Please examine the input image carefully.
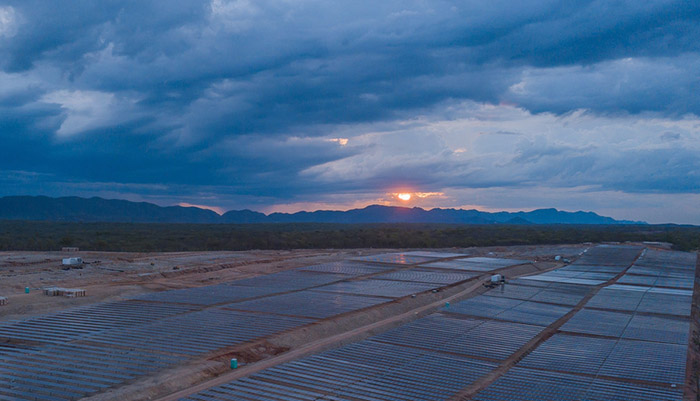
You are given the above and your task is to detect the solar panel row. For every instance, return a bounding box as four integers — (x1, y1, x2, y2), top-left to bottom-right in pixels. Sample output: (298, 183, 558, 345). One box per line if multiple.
(447, 295, 572, 327)
(422, 257, 530, 272)
(183, 340, 497, 401)
(0, 246, 691, 401)
(225, 291, 388, 319)
(0, 342, 182, 400)
(373, 314, 543, 361)
(0, 251, 479, 400)
(484, 281, 590, 306)
(472, 367, 684, 401)
(182, 246, 692, 401)
(297, 261, 393, 276)
(474, 246, 693, 400)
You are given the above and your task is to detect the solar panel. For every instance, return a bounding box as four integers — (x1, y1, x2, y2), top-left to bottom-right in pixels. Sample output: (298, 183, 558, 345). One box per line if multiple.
(372, 269, 478, 285)
(598, 340, 687, 385)
(225, 290, 389, 318)
(654, 277, 694, 289)
(297, 261, 392, 276)
(188, 376, 323, 400)
(586, 288, 645, 311)
(0, 342, 181, 400)
(401, 251, 467, 258)
(313, 279, 437, 298)
(519, 334, 617, 375)
(373, 314, 542, 361)
(187, 340, 496, 401)
(436, 320, 543, 361)
(560, 308, 632, 337)
(372, 314, 484, 351)
(647, 287, 693, 296)
(520, 274, 606, 286)
(422, 257, 530, 272)
(636, 292, 692, 316)
(505, 278, 553, 288)
(483, 284, 541, 301)
(494, 301, 571, 326)
(558, 264, 626, 274)
(133, 284, 282, 305)
(330, 352, 495, 400)
(351, 253, 436, 265)
(584, 378, 683, 400)
(0, 301, 196, 345)
(621, 315, 690, 345)
(445, 296, 525, 319)
(473, 367, 593, 401)
(627, 266, 693, 279)
(617, 274, 658, 286)
(483, 281, 591, 306)
(528, 288, 587, 306)
(86, 309, 312, 356)
(0, 245, 691, 401)
(634, 249, 697, 270)
(226, 270, 348, 291)
(571, 245, 642, 267)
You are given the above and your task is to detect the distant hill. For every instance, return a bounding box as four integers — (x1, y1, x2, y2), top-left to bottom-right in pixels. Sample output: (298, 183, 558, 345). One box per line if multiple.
(0, 196, 221, 223)
(0, 196, 645, 224)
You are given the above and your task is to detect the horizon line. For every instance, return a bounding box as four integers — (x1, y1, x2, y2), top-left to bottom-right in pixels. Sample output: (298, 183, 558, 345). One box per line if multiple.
(0, 194, 643, 222)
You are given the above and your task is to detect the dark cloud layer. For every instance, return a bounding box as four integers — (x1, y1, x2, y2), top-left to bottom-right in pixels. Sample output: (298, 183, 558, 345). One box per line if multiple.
(0, 1, 699, 221)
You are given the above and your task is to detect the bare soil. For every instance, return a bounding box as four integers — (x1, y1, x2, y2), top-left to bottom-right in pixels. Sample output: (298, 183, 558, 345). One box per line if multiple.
(0, 244, 583, 321)
(0, 244, 587, 400)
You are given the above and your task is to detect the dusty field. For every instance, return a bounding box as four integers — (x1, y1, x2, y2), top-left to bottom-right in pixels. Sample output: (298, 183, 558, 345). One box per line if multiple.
(1, 243, 619, 401)
(0, 244, 585, 322)
(0, 249, 349, 321)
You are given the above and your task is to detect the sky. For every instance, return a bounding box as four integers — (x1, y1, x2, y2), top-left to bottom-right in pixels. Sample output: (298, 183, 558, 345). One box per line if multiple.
(1, 1, 699, 224)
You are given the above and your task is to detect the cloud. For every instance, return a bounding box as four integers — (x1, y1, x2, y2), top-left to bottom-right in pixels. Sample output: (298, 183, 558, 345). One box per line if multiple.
(0, 1, 700, 223)
(504, 56, 700, 115)
(660, 132, 681, 141)
(40, 89, 140, 136)
(0, 6, 20, 38)
(301, 102, 700, 197)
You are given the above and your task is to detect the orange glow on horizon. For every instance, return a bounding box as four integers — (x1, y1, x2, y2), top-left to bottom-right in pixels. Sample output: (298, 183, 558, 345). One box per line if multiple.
(397, 193, 412, 201)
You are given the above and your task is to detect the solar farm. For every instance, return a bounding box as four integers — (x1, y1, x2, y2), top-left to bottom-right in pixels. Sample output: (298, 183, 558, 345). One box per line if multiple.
(0, 245, 697, 400)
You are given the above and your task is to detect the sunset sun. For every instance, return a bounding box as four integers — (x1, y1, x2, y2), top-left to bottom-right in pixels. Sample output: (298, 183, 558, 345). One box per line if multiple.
(397, 193, 412, 201)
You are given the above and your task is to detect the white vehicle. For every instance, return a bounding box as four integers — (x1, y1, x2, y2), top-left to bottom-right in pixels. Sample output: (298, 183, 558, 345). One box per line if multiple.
(62, 257, 83, 266)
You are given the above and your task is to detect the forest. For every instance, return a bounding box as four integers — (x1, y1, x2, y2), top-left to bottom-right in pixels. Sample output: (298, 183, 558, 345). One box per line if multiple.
(1, 220, 698, 252)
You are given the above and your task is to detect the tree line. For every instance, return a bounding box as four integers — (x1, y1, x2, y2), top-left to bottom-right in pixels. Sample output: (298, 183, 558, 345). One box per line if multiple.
(0, 220, 698, 252)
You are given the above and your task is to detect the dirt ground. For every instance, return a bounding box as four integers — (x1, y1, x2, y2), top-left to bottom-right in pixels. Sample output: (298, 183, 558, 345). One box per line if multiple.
(0, 243, 585, 401)
(4, 242, 689, 401)
(0, 244, 586, 322)
(0, 249, 350, 321)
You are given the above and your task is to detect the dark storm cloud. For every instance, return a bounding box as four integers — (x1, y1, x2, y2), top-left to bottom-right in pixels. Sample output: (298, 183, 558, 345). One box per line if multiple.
(6, 1, 699, 123)
(1, 1, 210, 72)
(0, 0, 699, 212)
(508, 138, 700, 193)
(504, 56, 700, 116)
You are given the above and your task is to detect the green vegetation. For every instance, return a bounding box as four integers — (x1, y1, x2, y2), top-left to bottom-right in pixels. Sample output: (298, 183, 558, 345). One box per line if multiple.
(0, 220, 699, 252)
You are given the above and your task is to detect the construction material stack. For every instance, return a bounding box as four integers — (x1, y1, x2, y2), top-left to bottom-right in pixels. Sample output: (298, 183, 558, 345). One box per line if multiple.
(43, 287, 86, 297)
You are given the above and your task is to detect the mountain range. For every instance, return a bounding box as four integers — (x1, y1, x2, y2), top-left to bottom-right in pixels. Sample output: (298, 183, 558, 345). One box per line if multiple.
(0, 196, 644, 225)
